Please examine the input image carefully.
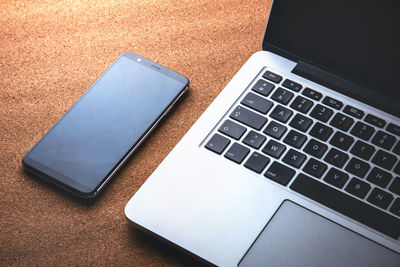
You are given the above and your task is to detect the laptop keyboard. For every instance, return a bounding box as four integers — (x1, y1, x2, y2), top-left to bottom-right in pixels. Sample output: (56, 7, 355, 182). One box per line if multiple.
(204, 69, 400, 239)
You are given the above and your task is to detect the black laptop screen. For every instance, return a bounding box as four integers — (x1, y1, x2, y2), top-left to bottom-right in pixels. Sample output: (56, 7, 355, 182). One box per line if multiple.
(263, 0, 400, 112)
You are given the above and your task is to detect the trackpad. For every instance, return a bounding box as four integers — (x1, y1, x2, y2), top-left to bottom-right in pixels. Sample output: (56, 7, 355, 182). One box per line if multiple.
(239, 201, 400, 267)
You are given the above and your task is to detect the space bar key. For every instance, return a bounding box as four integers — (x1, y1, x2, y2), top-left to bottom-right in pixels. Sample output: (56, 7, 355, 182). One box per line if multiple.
(290, 173, 400, 239)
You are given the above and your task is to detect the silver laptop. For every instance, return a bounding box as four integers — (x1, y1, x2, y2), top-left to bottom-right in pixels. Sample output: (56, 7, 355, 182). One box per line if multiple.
(125, 1, 400, 266)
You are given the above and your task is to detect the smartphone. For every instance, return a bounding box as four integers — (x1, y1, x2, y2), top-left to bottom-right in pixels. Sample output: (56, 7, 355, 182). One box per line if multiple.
(22, 52, 189, 198)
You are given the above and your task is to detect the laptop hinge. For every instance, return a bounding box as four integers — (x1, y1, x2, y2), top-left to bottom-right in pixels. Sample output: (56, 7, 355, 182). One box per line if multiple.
(292, 60, 358, 96)
(292, 60, 400, 117)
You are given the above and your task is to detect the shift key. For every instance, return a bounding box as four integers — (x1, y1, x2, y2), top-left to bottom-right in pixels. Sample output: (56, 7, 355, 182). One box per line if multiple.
(230, 106, 267, 130)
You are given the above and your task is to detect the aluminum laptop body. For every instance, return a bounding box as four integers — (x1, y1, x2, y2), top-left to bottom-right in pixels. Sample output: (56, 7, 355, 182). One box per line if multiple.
(125, 1, 400, 266)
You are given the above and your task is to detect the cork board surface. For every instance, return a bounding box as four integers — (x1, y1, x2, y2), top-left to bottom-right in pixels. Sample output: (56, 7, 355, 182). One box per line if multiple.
(0, 0, 271, 265)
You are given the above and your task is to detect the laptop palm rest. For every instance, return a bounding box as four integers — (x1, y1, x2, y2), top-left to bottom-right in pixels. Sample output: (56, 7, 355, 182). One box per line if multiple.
(239, 200, 400, 267)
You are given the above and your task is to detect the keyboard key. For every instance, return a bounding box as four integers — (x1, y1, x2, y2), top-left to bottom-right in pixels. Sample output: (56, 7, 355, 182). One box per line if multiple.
(244, 152, 270, 174)
(242, 130, 266, 149)
(345, 158, 370, 178)
(367, 188, 393, 209)
(394, 162, 400, 175)
(364, 114, 386, 128)
(371, 130, 396, 150)
(389, 177, 400, 195)
(324, 148, 349, 168)
(262, 139, 286, 158)
(224, 143, 250, 164)
(205, 134, 230, 154)
(290, 96, 313, 114)
(252, 79, 274, 97)
(367, 167, 393, 188)
(264, 161, 295, 186)
(269, 105, 293, 123)
(230, 106, 267, 130)
(387, 123, 400, 137)
(303, 139, 328, 158)
(302, 87, 322, 101)
(330, 113, 354, 131)
(350, 122, 375, 141)
(372, 150, 397, 170)
(309, 122, 333, 141)
(218, 120, 246, 140)
(271, 87, 294, 105)
(241, 92, 273, 114)
(310, 104, 333, 122)
(263, 70, 282, 83)
(283, 149, 307, 168)
(291, 174, 400, 239)
(322, 96, 343, 110)
(350, 140, 375, 160)
(263, 121, 287, 139)
(303, 158, 327, 178)
(390, 198, 400, 217)
(289, 114, 313, 132)
(393, 141, 400, 156)
(282, 79, 302, 92)
(329, 131, 354, 151)
(284, 130, 307, 149)
(343, 105, 364, 119)
(345, 177, 371, 198)
(324, 168, 349, 189)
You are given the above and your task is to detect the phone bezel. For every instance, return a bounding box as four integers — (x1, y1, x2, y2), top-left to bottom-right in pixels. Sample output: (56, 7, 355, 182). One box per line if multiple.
(22, 52, 189, 198)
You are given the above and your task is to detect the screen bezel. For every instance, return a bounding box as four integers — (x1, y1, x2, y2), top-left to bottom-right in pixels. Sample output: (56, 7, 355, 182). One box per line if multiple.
(262, 0, 400, 117)
(22, 52, 189, 198)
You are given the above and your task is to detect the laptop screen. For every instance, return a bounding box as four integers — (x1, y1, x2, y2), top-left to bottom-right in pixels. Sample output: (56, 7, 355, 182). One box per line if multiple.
(263, 0, 400, 116)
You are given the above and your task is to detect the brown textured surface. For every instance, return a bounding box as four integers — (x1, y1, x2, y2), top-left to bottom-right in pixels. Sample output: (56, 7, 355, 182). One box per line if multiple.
(0, 0, 271, 265)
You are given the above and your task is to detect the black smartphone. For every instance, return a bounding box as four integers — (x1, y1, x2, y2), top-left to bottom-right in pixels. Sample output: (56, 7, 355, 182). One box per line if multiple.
(22, 52, 189, 198)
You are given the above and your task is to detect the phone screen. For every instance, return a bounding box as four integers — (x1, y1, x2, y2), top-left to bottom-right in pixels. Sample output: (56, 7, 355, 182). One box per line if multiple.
(23, 53, 188, 196)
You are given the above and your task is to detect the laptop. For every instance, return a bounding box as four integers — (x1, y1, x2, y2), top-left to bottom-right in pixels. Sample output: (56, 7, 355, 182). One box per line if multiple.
(125, 0, 400, 266)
